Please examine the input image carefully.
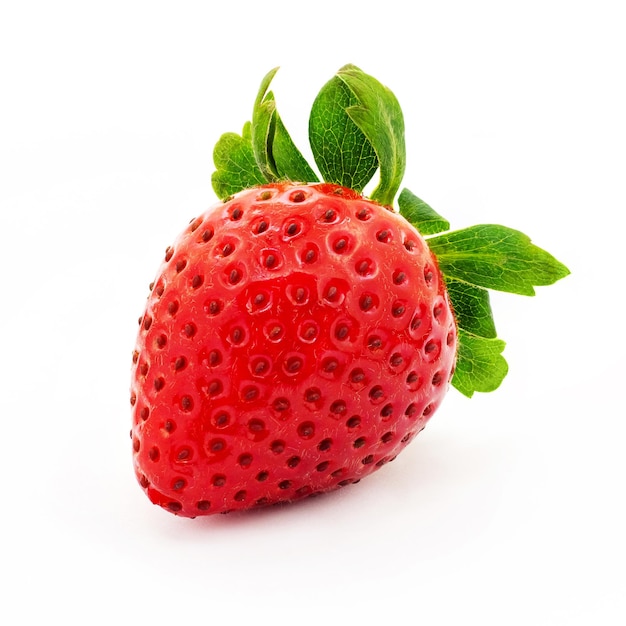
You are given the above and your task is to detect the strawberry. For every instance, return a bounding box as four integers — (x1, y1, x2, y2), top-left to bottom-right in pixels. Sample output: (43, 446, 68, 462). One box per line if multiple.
(131, 65, 569, 517)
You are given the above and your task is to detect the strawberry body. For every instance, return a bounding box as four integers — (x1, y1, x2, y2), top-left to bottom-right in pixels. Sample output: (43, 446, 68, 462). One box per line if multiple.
(131, 182, 457, 516)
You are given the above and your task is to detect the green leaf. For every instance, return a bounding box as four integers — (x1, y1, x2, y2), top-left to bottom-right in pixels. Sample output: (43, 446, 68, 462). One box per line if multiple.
(335, 64, 406, 206)
(252, 67, 318, 184)
(446, 279, 497, 339)
(452, 330, 508, 398)
(309, 75, 378, 193)
(273, 116, 319, 182)
(427, 224, 571, 296)
(251, 68, 280, 180)
(211, 122, 268, 200)
(398, 187, 450, 235)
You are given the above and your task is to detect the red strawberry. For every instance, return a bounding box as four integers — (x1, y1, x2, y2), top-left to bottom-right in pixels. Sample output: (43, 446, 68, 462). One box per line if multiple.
(131, 182, 456, 516)
(131, 65, 569, 517)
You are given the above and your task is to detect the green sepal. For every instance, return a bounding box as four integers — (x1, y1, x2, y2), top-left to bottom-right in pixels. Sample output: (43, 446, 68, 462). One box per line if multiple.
(211, 122, 267, 200)
(273, 115, 319, 183)
(252, 67, 318, 183)
(452, 329, 508, 398)
(309, 74, 378, 193)
(427, 224, 571, 296)
(398, 187, 450, 235)
(445, 277, 504, 397)
(251, 68, 280, 180)
(445, 279, 497, 339)
(334, 64, 406, 206)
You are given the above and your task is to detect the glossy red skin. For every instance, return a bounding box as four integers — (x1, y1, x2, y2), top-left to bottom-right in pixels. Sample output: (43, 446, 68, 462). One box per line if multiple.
(131, 183, 457, 517)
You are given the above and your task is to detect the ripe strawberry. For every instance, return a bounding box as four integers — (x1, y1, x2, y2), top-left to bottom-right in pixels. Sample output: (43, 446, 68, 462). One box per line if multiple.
(131, 65, 569, 517)
(131, 182, 456, 516)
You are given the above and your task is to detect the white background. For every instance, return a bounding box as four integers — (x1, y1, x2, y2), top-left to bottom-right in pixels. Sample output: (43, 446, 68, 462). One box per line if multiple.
(1, 1, 624, 624)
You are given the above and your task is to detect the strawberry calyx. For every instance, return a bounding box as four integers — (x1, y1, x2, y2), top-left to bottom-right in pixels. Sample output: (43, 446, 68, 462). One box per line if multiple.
(210, 65, 570, 397)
